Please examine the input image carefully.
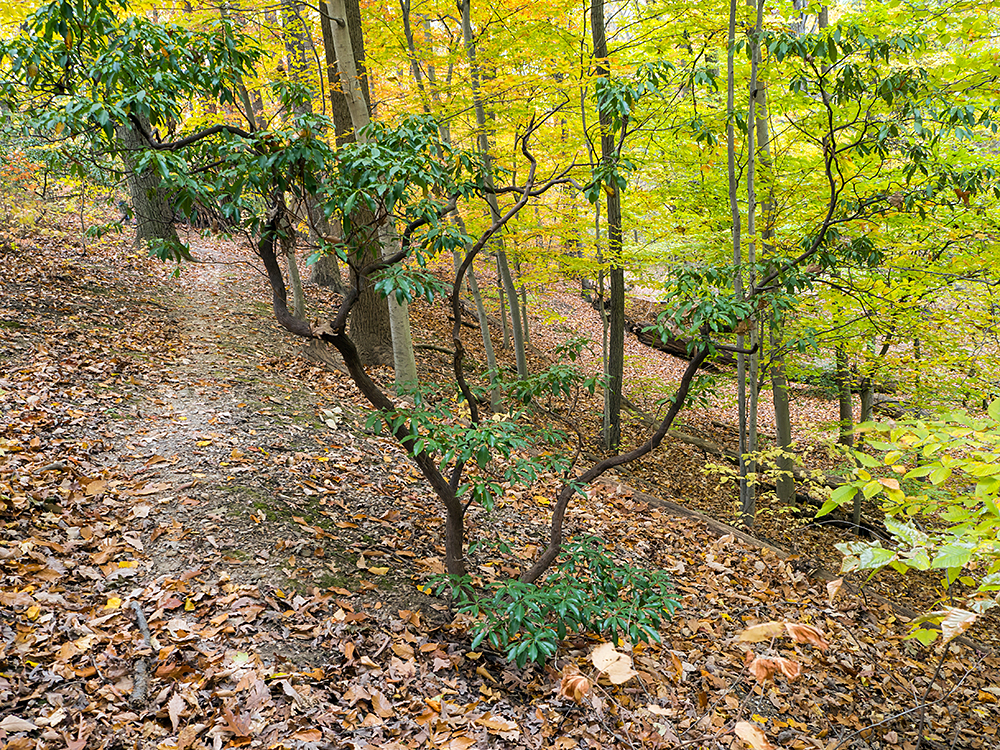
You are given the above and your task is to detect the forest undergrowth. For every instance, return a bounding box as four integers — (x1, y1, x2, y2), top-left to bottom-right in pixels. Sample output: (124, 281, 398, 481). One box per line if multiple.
(1, 209, 999, 750)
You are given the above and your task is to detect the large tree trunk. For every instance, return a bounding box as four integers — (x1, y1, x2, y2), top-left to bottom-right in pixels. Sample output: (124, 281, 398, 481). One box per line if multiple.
(117, 117, 179, 252)
(591, 0, 625, 451)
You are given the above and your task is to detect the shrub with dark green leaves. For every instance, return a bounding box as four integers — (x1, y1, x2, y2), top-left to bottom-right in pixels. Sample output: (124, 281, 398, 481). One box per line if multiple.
(438, 535, 680, 667)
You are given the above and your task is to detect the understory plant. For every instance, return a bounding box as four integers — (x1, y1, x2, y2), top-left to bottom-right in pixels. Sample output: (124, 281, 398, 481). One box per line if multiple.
(438, 535, 680, 667)
(820, 402, 1000, 644)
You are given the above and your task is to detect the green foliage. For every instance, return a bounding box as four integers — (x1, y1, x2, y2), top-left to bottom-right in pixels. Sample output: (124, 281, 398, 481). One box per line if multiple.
(439, 535, 680, 667)
(820, 403, 1000, 642)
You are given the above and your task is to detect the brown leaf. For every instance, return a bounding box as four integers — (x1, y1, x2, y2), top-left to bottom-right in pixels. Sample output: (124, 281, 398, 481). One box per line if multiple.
(558, 674, 591, 704)
(370, 689, 395, 718)
(734, 721, 774, 750)
(940, 607, 977, 644)
(746, 652, 801, 683)
(0, 716, 37, 732)
(591, 642, 638, 685)
(784, 622, 829, 651)
(222, 703, 251, 738)
(176, 724, 205, 750)
(826, 577, 844, 607)
(167, 691, 185, 733)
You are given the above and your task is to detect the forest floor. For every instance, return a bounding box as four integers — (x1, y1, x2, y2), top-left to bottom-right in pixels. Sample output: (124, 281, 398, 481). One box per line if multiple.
(1, 206, 999, 750)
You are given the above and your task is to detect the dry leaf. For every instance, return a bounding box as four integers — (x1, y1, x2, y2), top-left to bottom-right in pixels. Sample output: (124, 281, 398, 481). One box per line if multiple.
(735, 720, 774, 750)
(784, 622, 830, 651)
(746, 652, 801, 683)
(591, 642, 639, 685)
(940, 608, 977, 644)
(826, 577, 843, 606)
(370, 689, 395, 718)
(167, 691, 185, 733)
(558, 674, 591, 704)
(737, 621, 785, 643)
(0, 716, 37, 732)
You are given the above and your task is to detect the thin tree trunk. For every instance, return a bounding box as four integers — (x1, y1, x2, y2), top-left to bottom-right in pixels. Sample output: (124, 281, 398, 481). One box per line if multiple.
(741, 0, 766, 524)
(591, 0, 625, 450)
(497, 258, 511, 349)
(459, 0, 527, 379)
(325, 0, 411, 376)
(727, 0, 749, 519)
(287, 246, 306, 319)
(453, 214, 499, 407)
(836, 347, 854, 446)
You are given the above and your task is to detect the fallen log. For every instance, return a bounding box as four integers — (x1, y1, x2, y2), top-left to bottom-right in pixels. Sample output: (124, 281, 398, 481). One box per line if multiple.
(582, 292, 735, 369)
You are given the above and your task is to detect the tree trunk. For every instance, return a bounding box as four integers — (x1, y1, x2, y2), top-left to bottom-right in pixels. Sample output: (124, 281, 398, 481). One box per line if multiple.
(306, 201, 345, 292)
(591, 0, 625, 451)
(459, 0, 527, 379)
(287, 246, 306, 319)
(770, 326, 795, 504)
(324, 0, 409, 374)
(117, 117, 179, 253)
(836, 347, 854, 446)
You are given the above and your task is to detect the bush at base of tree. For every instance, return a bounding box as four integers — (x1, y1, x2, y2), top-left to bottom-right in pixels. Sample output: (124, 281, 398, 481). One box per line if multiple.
(436, 535, 680, 667)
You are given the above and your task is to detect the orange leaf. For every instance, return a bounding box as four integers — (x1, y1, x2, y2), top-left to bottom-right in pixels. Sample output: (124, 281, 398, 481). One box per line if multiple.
(784, 622, 829, 651)
(558, 674, 591, 704)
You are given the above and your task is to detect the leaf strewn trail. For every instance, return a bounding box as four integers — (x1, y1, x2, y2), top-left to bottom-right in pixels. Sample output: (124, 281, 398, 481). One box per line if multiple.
(2, 220, 998, 750)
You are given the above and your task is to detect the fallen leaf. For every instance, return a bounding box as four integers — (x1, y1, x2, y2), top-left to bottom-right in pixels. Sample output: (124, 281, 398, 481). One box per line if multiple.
(735, 720, 774, 750)
(591, 642, 639, 685)
(826, 577, 843, 606)
(558, 674, 591, 704)
(167, 691, 185, 732)
(0, 716, 37, 732)
(370, 689, 395, 718)
(738, 621, 785, 643)
(784, 622, 829, 651)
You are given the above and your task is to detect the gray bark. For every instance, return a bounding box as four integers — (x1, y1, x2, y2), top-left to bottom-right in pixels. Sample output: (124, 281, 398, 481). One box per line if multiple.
(328, 0, 415, 383)
(836, 347, 854, 446)
(459, 0, 527, 379)
(117, 117, 179, 253)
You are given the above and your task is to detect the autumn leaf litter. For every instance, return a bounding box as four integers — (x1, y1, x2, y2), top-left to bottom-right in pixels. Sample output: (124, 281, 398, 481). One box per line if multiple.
(1, 218, 998, 750)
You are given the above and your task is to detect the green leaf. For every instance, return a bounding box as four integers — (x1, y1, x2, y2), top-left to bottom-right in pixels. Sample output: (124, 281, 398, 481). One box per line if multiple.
(931, 544, 973, 569)
(857, 545, 896, 569)
(930, 466, 952, 485)
(862, 480, 884, 500)
(987, 398, 1000, 422)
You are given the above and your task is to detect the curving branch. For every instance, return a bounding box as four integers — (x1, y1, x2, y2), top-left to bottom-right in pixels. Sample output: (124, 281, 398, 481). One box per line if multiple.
(519, 343, 712, 583)
(128, 114, 255, 151)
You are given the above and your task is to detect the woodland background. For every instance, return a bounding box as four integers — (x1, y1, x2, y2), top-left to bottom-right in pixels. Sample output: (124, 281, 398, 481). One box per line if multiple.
(1, 0, 1000, 748)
